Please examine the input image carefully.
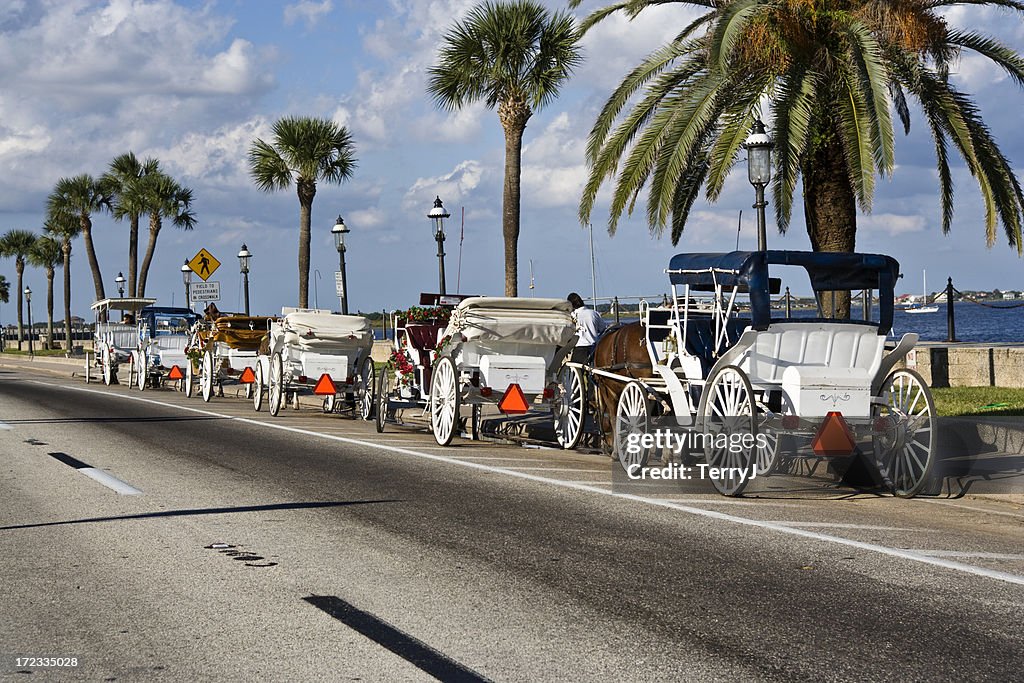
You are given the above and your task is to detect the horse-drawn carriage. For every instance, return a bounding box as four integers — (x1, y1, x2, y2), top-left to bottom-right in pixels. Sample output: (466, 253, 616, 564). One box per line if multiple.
(87, 299, 201, 390)
(376, 295, 579, 446)
(183, 315, 276, 401)
(567, 250, 935, 498)
(251, 309, 375, 418)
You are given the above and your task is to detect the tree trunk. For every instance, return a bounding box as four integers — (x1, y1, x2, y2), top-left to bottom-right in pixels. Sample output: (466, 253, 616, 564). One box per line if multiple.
(62, 241, 72, 355)
(499, 99, 531, 297)
(15, 260, 24, 345)
(802, 134, 857, 318)
(45, 266, 54, 350)
(296, 180, 316, 309)
(80, 214, 105, 303)
(129, 214, 139, 297)
(137, 215, 161, 298)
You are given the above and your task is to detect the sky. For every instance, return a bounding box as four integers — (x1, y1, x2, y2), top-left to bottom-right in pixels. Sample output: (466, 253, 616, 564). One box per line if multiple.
(2, 0, 1024, 323)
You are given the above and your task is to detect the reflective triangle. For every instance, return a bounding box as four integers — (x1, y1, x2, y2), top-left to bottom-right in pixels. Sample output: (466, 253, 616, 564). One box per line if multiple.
(812, 411, 857, 456)
(498, 383, 530, 414)
(168, 365, 184, 380)
(313, 373, 337, 395)
(239, 367, 256, 384)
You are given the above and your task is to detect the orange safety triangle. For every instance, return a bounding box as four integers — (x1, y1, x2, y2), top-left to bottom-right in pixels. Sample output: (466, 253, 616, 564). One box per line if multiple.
(239, 367, 256, 384)
(498, 383, 530, 414)
(313, 373, 338, 396)
(168, 365, 184, 380)
(811, 411, 857, 457)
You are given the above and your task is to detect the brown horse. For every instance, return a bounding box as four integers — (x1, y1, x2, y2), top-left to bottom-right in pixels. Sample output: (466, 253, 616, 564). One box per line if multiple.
(591, 322, 653, 453)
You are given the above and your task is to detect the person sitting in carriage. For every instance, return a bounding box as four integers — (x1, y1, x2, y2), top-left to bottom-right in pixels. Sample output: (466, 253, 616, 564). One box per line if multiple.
(567, 292, 608, 363)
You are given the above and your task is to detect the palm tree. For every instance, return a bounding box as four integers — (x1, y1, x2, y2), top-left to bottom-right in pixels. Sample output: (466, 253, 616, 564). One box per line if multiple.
(428, 0, 582, 296)
(248, 116, 357, 308)
(28, 236, 62, 350)
(0, 275, 8, 304)
(102, 152, 160, 296)
(0, 229, 38, 347)
(45, 212, 81, 356)
(137, 171, 197, 297)
(47, 175, 110, 305)
(573, 0, 1024, 315)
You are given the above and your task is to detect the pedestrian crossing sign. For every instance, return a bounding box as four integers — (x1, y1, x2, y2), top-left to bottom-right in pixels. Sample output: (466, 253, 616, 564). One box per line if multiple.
(188, 248, 220, 281)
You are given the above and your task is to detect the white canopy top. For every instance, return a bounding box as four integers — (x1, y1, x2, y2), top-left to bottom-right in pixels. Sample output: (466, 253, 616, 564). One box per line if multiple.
(284, 311, 372, 336)
(90, 297, 157, 312)
(455, 297, 573, 313)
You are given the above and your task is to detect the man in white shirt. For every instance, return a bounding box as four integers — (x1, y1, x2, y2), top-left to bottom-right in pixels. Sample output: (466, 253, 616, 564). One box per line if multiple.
(568, 292, 608, 363)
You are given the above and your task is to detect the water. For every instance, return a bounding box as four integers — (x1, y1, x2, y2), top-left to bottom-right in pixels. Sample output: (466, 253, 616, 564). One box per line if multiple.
(890, 301, 1024, 343)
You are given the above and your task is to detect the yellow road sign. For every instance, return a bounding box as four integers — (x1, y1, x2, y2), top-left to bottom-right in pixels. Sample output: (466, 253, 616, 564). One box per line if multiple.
(188, 248, 220, 281)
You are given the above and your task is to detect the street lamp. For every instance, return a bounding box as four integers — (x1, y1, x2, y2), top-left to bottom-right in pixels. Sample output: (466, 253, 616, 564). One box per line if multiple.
(331, 215, 350, 314)
(428, 196, 450, 295)
(238, 243, 251, 316)
(181, 260, 192, 310)
(745, 119, 773, 251)
(115, 271, 125, 298)
(24, 285, 33, 357)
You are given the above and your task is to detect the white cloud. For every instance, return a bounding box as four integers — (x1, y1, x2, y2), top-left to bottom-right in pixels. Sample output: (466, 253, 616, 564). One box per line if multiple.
(283, 1, 333, 29)
(859, 213, 927, 236)
(405, 160, 486, 209)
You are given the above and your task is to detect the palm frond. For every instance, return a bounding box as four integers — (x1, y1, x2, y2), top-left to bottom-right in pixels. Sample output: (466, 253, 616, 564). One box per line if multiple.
(947, 30, 1024, 87)
(771, 67, 819, 231)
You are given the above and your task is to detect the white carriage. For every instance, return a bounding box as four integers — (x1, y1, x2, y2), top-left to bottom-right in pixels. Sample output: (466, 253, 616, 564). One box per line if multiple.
(86, 298, 154, 386)
(376, 296, 578, 445)
(252, 309, 375, 418)
(130, 306, 200, 390)
(182, 315, 276, 401)
(570, 250, 936, 498)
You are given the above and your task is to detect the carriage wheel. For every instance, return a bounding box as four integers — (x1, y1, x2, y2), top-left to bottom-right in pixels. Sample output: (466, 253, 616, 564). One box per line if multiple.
(431, 357, 459, 446)
(127, 354, 136, 389)
(252, 360, 264, 411)
(699, 365, 757, 497)
(375, 366, 392, 433)
(102, 350, 113, 386)
(200, 349, 215, 402)
(322, 394, 336, 414)
(614, 381, 652, 472)
(184, 359, 195, 398)
(555, 365, 586, 450)
(137, 354, 147, 391)
(470, 404, 482, 441)
(268, 352, 284, 417)
(872, 368, 936, 498)
(291, 391, 300, 410)
(358, 357, 375, 421)
(85, 354, 92, 384)
(755, 421, 778, 475)
(244, 380, 254, 400)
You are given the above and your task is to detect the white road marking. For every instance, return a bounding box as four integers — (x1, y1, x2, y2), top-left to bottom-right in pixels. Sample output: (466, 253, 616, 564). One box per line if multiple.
(79, 468, 143, 495)
(771, 522, 923, 531)
(0, 421, 11, 430)
(911, 550, 1024, 560)
(504, 467, 609, 472)
(450, 456, 549, 461)
(26, 379, 1024, 587)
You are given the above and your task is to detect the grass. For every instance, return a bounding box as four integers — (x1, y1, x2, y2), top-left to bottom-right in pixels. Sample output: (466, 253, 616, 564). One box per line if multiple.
(1, 347, 73, 357)
(931, 386, 1024, 417)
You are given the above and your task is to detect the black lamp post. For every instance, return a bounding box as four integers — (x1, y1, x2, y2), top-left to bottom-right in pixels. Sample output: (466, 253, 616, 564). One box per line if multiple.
(181, 260, 192, 310)
(115, 271, 125, 298)
(428, 196, 450, 295)
(24, 285, 33, 357)
(332, 215, 350, 314)
(745, 119, 773, 251)
(238, 244, 251, 316)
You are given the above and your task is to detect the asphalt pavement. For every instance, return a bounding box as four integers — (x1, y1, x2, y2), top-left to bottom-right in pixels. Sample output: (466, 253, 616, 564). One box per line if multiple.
(1, 362, 1023, 681)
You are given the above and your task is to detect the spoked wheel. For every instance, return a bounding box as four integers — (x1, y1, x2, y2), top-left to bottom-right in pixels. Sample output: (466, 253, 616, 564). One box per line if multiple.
(358, 358, 375, 421)
(755, 413, 779, 476)
(322, 394, 336, 414)
(698, 365, 757, 497)
(200, 349, 215, 402)
(137, 353, 147, 391)
(872, 368, 936, 498)
(244, 378, 254, 400)
(127, 354, 136, 389)
(555, 364, 586, 450)
(184, 359, 196, 398)
(614, 381, 652, 473)
(253, 360, 265, 411)
(102, 350, 113, 386)
(430, 356, 459, 446)
(268, 353, 284, 417)
(375, 366, 392, 433)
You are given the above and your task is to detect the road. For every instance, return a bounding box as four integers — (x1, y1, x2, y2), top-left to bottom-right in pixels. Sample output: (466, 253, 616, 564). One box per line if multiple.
(2, 361, 1023, 681)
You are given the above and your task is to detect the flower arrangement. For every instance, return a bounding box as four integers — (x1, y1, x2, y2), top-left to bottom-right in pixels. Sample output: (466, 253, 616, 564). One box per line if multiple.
(388, 349, 416, 386)
(396, 306, 451, 325)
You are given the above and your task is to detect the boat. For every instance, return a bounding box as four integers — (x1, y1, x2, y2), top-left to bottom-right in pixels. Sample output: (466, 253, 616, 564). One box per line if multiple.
(904, 270, 939, 313)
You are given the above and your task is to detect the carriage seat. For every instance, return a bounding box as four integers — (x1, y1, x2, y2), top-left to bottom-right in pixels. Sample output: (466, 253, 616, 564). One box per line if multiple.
(682, 315, 749, 371)
(404, 323, 447, 367)
(741, 321, 887, 386)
